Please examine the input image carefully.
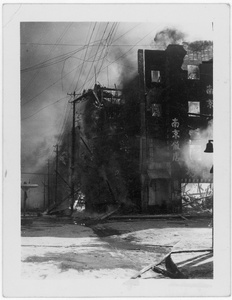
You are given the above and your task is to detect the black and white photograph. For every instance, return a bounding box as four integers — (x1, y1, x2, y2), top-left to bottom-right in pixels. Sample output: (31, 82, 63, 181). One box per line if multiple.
(2, 2, 231, 297)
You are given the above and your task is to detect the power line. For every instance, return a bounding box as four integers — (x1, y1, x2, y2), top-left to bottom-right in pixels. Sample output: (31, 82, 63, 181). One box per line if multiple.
(21, 23, 51, 95)
(111, 23, 142, 44)
(21, 61, 83, 107)
(21, 23, 73, 97)
(92, 23, 141, 84)
(21, 47, 84, 73)
(55, 24, 112, 154)
(21, 24, 149, 107)
(22, 24, 160, 162)
(75, 23, 144, 93)
(73, 22, 97, 91)
(57, 24, 97, 147)
(57, 100, 72, 146)
(68, 23, 94, 92)
(21, 43, 154, 47)
(58, 109, 72, 146)
(79, 23, 109, 92)
(56, 24, 99, 158)
(84, 24, 162, 89)
(56, 25, 99, 148)
(21, 39, 110, 107)
(104, 23, 119, 87)
(23, 23, 74, 164)
(21, 96, 68, 121)
(94, 23, 118, 84)
(86, 22, 118, 90)
(21, 40, 105, 74)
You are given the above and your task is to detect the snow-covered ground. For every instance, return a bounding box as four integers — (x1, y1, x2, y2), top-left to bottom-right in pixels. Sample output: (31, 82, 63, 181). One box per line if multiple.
(21, 217, 213, 279)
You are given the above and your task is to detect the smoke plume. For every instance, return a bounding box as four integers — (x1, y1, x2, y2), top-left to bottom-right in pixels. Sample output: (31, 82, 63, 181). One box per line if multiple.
(181, 121, 213, 179)
(152, 28, 186, 50)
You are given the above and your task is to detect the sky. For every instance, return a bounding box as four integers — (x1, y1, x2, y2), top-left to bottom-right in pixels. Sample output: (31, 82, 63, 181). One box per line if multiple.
(9, 3, 215, 173)
(20, 20, 214, 173)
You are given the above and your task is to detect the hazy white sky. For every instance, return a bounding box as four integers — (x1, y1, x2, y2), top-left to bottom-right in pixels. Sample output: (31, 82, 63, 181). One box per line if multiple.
(3, 4, 219, 172)
(20, 18, 214, 172)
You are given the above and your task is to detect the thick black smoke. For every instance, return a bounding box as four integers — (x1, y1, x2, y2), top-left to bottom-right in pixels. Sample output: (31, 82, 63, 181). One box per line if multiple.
(153, 28, 186, 49)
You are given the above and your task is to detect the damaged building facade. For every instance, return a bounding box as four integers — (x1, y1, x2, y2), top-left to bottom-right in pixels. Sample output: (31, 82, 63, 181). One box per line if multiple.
(43, 43, 213, 216)
(138, 44, 213, 214)
(72, 83, 141, 213)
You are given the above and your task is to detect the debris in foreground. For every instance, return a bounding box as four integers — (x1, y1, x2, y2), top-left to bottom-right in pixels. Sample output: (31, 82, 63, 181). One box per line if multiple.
(131, 248, 213, 279)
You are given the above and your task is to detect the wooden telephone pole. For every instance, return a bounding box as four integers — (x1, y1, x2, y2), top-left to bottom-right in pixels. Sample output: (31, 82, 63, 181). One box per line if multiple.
(47, 159, 50, 207)
(42, 175, 47, 210)
(138, 49, 147, 212)
(68, 92, 77, 213)
(54, 144, 59, 203)
(71, 100, 76, 212)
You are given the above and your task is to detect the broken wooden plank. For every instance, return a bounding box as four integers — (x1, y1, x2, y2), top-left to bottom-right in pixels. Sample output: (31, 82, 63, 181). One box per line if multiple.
(110, 214, 187, 220)
(131, 241, 180, 279)
(131, 244, 212, 279)
(165, 254, 187, 278)
(98, 205, 121, 221)
(152, 264, 186, 279)
(178, 214, 188, 221)
(151, 265, 177, 279)
(172, 249, 213, 254)
(131, 251, 173, 279)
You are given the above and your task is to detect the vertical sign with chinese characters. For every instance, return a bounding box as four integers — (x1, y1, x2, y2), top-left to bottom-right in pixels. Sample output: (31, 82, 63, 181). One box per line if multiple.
(205, 85, 213, 115)
(171, 118, 180, 162)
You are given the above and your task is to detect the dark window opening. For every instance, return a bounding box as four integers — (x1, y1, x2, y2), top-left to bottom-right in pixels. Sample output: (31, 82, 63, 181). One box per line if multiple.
(187, 65, 200, 80)
(151, 70, 161, 83)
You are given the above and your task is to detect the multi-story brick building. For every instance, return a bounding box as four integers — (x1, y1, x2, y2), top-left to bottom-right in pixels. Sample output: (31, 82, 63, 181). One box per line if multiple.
(138, 44, 213, 213)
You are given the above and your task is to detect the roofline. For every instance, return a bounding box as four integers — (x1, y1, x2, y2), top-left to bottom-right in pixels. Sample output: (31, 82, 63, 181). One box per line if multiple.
(73, 90, 93, 102)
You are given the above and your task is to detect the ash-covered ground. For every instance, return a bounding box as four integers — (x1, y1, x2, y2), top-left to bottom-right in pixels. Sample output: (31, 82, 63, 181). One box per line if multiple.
(21, 216, 213, 279)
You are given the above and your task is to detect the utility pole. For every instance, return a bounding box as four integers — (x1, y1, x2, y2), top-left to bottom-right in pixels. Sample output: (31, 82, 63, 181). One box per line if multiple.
(42, 175, 46, 211)
(68, 92, 78, 213)
(54, 144, 59, 203)
(138, 49, 147, 212)
(71, 99, 76, 213)
(47, 159, 50, 208)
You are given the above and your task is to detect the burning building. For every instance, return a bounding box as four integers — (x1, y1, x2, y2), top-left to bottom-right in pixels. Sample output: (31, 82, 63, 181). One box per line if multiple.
(72, 83, 141, 213)
(138, 44, 213, 214)
(48, 43, 213, 216)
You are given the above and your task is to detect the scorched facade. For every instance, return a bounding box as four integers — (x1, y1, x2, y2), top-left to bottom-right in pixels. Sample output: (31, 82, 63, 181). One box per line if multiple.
(138, 44, 213, 214)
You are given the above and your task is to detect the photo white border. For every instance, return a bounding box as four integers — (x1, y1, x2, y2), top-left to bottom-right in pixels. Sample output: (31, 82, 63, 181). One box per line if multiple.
(2, 2, 231, 297)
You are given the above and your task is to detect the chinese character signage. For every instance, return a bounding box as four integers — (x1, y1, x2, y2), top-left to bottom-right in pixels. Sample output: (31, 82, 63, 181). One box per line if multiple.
(171, 118, 180, 162)
(206, 99, 213, 109)
(204, 86, 213, 114)
(206, 85, 213, 95)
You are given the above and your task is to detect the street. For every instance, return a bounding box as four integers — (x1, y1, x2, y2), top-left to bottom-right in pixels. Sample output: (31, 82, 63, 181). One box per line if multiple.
(21, 216, 213, 279)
